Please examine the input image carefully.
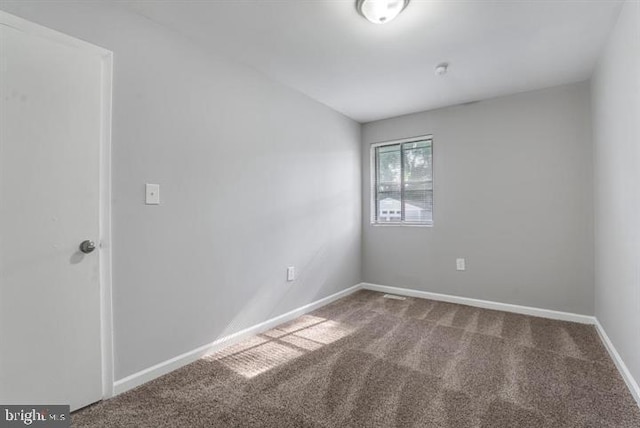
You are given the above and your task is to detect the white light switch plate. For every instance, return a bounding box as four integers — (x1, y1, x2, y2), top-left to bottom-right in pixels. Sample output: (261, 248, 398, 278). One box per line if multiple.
(456, 258, 466, 271)
(287, 266, 295, 281)
(145, 183, 160, 205)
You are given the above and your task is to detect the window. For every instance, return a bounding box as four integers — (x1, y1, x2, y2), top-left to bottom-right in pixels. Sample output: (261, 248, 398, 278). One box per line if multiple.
(371, 136, 433, 225)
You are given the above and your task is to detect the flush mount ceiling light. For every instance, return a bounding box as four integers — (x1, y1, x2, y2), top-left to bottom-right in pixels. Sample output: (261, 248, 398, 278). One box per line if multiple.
(356, 0, 410, 25)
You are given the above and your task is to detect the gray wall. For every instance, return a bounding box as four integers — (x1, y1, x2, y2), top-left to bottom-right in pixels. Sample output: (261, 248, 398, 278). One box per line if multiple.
(362, 82, 594, 315)
(0, 1, 361, 380)
(592, 0, 640, 387)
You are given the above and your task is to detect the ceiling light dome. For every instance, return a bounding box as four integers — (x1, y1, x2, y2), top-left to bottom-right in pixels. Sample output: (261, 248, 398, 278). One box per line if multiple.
(356, 0, 410, 25)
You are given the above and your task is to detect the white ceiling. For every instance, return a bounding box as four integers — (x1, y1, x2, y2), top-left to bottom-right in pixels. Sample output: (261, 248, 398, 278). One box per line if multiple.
(122, 0, 623, 123)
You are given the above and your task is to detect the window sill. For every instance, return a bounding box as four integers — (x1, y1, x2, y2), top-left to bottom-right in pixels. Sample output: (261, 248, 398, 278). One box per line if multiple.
(370, 222, 433, 228)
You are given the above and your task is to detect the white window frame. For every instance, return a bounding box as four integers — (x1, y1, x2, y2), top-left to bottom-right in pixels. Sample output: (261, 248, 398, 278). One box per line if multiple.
(370, 135, 433, 227)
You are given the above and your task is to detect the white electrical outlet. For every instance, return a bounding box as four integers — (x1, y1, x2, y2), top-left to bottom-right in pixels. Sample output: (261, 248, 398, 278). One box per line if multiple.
(145, 183, 160, 205)
(456, 258, 466, 271)
(286, 266, 295, 281)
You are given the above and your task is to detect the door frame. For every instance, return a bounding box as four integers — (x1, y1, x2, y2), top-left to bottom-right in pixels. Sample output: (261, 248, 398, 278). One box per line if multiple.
(0, 11, 115, 399)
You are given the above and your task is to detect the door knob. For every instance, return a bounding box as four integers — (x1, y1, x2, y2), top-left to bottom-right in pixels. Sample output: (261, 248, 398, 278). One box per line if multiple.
(79, 240, 96, 254)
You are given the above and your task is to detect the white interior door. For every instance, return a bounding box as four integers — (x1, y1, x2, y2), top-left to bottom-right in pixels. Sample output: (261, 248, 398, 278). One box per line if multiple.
(0, 15, 110, 411)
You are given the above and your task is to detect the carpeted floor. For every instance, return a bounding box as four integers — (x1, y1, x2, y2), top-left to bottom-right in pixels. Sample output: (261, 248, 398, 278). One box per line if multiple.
(73, 290, 640, 427)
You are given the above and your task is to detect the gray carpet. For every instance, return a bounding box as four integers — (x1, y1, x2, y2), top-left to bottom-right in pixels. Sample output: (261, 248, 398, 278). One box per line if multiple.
(73, 290, 640, 427)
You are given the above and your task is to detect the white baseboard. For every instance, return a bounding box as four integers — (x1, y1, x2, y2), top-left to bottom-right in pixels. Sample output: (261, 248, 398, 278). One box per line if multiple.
(593, 319, 640, 407)
(113, 283, 362, 395)
(361, 283, 596, 324)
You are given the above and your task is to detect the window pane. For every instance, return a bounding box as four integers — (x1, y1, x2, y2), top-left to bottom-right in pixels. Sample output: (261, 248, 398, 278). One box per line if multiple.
(376, 144, 401, 222)
(402, 141, 432, 223)
(372, 139, 433, 225)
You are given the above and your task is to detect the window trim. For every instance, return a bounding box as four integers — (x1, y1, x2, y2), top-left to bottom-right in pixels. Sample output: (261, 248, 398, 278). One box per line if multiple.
(370, 135, 434, 227)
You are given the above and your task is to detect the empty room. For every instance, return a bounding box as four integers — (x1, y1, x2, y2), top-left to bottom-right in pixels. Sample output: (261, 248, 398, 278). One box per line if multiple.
(1, 0, 639, 426)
